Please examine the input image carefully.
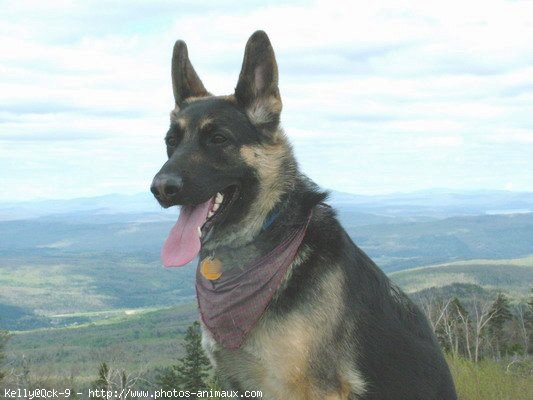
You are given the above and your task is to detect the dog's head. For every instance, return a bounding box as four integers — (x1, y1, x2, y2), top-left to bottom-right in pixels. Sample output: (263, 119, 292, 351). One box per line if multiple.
(151, 31, 296, 266)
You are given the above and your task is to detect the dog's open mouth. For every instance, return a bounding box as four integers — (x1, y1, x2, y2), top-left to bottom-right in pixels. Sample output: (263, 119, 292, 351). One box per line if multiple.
(161, 185, 239, 267)
(201, 185, 239, 235)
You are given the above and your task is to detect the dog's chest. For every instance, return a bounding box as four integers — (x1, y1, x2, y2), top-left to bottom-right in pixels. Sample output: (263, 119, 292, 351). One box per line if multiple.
(201, 315, 316, 398)
(200, 310, 362, 400)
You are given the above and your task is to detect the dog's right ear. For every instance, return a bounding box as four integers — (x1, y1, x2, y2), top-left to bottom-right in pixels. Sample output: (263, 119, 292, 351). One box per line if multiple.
(235, 31, 282, 138)
(171, 40, 209, 107)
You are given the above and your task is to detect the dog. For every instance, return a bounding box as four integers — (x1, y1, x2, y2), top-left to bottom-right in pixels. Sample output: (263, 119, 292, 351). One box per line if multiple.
(151, 31, 457, 400)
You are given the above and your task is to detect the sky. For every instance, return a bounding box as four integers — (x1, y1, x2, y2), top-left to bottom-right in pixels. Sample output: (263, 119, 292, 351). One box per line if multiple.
(1, 0, 533, 201)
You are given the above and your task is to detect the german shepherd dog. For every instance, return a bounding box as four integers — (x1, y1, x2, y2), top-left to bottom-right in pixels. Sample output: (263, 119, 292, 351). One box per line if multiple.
(151, 31, 456, 399)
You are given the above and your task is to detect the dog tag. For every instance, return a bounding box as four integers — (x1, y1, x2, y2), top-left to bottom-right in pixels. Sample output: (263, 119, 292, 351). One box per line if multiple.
(200, 257, 222, 280)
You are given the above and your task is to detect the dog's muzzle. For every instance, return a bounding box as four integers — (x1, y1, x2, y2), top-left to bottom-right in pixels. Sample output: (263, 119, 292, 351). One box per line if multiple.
(150, 174, 183, 206)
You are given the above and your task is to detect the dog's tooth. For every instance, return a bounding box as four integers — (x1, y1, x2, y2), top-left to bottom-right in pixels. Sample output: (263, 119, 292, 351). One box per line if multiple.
(215, 192, 223, 204)
(212, 203, 220, 212)
(208, 211, 214, 218)
(197, 226, 202, 238)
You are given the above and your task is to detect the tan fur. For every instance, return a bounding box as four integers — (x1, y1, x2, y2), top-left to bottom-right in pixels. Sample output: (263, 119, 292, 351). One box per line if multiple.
(247, 314, 315, 399)
(183, 95, 209, 104)
(203, 134, 294, 251)
(220, 94, 237, 103)
(343, 369, 366, 398)
(324, 388, 349, 400)
(169, 107, 180, 119)
(168, 112, 195, 142)
(183, 94, 236, 105)
(247, 96, 282, 128)
(200, 323, 218, 368)
(202, 267, 366, 399)
(169, 110, 192, 145)
(199, 116, 214, 131)
(245, 268, 364, 399)
(169, 110, 188, 130)
(176, 117, 187, 130)
(237, 138, 291, 238)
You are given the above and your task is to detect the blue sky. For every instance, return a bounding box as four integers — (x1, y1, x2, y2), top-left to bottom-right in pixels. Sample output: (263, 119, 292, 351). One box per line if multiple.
(1, 0, 532, 200)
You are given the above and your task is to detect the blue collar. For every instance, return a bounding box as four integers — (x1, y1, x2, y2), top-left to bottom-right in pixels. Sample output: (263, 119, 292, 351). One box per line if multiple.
(261, 207, 280, 232)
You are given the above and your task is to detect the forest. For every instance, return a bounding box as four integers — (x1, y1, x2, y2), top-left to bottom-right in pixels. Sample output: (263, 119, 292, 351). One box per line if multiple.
(1, 289, 532, 400)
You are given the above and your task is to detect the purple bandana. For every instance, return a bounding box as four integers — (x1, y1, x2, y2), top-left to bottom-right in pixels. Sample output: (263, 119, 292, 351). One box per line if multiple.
(196, 213, 311, 349)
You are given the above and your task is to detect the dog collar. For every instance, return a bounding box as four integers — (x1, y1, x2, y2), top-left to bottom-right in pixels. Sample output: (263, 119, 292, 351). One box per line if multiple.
(198, 206, 282, 281)
(261, 207, 281, 231)
(196, 210, 312, 349)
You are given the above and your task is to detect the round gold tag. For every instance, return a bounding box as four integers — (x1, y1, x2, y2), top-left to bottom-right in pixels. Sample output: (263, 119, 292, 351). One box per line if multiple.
(200, 257, 222, 280)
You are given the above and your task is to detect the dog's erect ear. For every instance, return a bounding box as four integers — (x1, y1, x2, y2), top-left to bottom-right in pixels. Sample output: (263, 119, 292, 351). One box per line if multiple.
(172, 40, 209, 107)
(235, 31, 282, 137)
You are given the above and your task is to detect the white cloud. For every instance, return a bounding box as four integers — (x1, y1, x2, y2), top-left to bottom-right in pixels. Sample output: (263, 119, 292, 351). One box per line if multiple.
(1, 0, 533, 199)
(37, 240, 73, 249)
(413, 136, 464, 148)
(487, 130, 533, 144)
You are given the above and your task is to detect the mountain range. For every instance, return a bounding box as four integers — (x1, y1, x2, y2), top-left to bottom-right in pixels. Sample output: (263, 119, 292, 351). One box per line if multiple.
(1, 189, 532, 330)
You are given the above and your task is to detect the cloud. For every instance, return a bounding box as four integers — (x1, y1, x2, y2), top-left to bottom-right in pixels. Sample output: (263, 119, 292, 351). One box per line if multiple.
(36, 240, 73, 249)
(1, 0, 533, 199)
(500, 83, 533, 98)
(487, 130, 533, 144)
(413, 136, 464, 148)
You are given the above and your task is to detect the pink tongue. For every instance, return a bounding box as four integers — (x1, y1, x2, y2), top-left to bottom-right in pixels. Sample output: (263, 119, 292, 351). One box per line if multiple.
(161, 199, 212, 267)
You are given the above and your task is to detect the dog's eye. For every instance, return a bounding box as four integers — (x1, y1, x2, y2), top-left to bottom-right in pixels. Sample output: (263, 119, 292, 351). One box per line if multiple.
(166, 137, 178, 147)
(210, 134, 227, 144)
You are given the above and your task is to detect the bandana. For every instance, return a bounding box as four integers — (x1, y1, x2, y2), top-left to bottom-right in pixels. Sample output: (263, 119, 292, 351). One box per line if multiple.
(196, 212, 311, 349)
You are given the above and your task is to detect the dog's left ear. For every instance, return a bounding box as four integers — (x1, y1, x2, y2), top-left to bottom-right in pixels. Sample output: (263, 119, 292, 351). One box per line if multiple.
(172, 40, 210, 107)
(235, 31, 282, 138)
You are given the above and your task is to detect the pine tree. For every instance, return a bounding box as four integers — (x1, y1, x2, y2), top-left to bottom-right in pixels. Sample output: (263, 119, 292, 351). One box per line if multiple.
(156, 322, 212, 398)
(488, 293, 512, 358)
(156, 366, 178, 388)
(175, 322, 211, 392)
(90, 362, 110, 400)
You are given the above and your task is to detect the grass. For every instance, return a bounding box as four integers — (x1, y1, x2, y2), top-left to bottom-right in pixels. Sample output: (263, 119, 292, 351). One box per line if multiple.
(6, 310, 533, 399)
(446, 355, 533, 400)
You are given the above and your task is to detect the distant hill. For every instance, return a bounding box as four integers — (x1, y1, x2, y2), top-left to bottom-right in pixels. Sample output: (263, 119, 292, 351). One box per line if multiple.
(390, 255, 533, 299)
(329, 189, 533, 218)
(1, 189, 533, 221)
(1, 189, 532, 266)
(1, 190, 532, 330)
(349, 213, 533, 271)
(7, 303, 198, 377)
(0, 251, 196, 330)
(0, 193, 166, 221)
(410, 283, 495, 302)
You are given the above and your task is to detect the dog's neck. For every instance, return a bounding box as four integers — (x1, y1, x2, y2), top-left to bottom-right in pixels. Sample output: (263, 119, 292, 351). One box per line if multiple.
(200, 128, 326, 261)
(199, 171, 325, 272)
(201, 132, 295, 248)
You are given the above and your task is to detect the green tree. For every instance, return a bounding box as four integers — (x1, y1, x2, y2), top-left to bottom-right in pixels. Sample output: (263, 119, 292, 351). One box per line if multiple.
(488, 293, 512, 358)
(155, 366, 180, 398)
(0, 330, 10, 384)
(450, 297, 470, 357)
(156, 322, 212, 398)
(176, 322, 211, 391)
(526, 288, 533, 354)
(90, 362, 110, 400)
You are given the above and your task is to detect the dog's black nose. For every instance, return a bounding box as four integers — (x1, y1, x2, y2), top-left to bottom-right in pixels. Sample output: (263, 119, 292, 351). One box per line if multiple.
(150, 175, 183, 204)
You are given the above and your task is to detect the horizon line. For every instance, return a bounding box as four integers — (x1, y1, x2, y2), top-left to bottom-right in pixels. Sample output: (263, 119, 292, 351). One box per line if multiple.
(1, 187, 533, 204)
